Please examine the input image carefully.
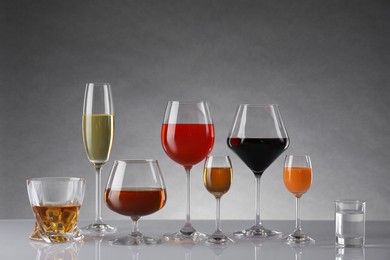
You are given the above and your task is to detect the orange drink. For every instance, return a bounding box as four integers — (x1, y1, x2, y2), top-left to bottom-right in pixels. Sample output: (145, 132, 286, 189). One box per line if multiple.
(283, 167, 312, 198)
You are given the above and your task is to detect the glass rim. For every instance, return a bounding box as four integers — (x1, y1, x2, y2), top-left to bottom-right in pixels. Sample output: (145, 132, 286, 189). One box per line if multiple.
(27, 177, 85, 183)
(167, 100, 209, 105)
(115, 159, 158, 164)
(335, 199, 366, 205)
(206, 155, 230, 159)
(285, 154, 311, 158)
(86, 82, 111, 86)
(238, 103, 279, 107)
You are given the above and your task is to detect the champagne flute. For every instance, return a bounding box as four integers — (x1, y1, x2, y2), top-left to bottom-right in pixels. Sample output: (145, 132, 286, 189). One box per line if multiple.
(161, 101, 215, 242)
(282, 155, 315, 244)
(227, 104, 289, 238)
(82, 83, 116, 235)
(203, 156, 234, 245)
(105, 159, 167, 245)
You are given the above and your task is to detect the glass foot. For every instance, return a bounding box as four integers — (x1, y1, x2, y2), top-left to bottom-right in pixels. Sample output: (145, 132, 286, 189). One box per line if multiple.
(206, 233, 234, 245)
(109, 235, 161, 246)
(282, 233, 315, 245)
(233, 225, 282, 238)
(81, 222, 117, 237)
(164, 231, 207, 243)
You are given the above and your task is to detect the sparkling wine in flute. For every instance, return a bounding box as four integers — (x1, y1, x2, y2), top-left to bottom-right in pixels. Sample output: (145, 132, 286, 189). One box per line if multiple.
(82, 114, 114, 167)
(81, 83, 116, 236)
(227, 104, 289, 239)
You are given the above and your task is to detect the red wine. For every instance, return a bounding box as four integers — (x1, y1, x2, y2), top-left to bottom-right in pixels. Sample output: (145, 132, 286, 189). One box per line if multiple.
(227, 137, 288, 176)
(161, 123, 214, 168)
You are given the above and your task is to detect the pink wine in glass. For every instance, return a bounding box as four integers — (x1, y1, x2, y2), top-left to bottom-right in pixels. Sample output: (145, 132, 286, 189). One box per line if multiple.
(161, 101, 214, 242)
(162, 123, 215, 169)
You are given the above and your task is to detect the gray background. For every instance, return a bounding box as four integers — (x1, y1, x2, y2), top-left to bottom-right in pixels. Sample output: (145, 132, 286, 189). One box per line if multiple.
(1, 0, 389, 221)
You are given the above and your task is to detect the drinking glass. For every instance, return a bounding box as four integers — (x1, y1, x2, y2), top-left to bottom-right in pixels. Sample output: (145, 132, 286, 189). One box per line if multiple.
(203, 156, 233, 245)
(82, 83, 116, 235)
(335, 200, 366, 247)
(27, 177, 86, 243)
(161, 101, 215, 241)
(105, 159, 167, 245)
(227, 104, 289, 238)
(282, 155, 315, 244)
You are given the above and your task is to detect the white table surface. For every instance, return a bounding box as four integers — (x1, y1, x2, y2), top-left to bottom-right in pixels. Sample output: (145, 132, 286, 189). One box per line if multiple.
(0, 219, 389, 259)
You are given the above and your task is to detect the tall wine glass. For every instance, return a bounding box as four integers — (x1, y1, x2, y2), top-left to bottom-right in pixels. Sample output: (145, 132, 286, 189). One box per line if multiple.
(203, 156, 234, 245)
(282, 155, 315, 244)
(161, 101, 215, 242)
(105, 159, 167, 245)
(82, 83, 116, 235)
(227, 104, 289, 238)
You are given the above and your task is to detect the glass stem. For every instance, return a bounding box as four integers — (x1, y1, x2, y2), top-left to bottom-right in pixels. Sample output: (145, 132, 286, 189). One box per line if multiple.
(216, 197, 221, 233)
(132, 219, 140, 235)
(255, 175, 262, 227)
(186, 168, 191, 225)
(95, 167, 103, 224)
(180, 168, 195, 234)
(295, 197, 302, 233)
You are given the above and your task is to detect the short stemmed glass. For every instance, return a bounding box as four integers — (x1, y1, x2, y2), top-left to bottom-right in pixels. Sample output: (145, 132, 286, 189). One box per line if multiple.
(227, 104, 289, 238)
(82, 83, 116, 235)
(282, 155, 315, 244)
(161, 101, 215, 242)
(105, 159, 167, 245)
(203, 156, 234, 245)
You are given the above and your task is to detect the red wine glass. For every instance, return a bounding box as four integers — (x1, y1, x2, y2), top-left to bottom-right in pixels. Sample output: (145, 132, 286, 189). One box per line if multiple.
(227, 104, 289, 238)
(161, 101, 215, 242)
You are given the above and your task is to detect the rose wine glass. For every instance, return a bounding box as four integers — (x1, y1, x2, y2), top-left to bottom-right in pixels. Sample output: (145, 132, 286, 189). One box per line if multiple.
(203, 155, 234, 245)
(282, 155, 315, 244)
(82, 83, 116, 236)
(161, 101, 215, 242)
(227, 104, 289, 238)
(105, 159, 167, 245)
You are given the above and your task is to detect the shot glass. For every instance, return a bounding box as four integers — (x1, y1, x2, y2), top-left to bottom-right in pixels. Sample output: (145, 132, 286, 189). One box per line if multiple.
(27, 177, 86, 243)
(335, 200, 366, 247)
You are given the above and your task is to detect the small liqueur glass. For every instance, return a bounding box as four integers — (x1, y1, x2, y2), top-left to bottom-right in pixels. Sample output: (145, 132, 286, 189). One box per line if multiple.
(203, 156, 234, 245)
(282, 155, 315, 244)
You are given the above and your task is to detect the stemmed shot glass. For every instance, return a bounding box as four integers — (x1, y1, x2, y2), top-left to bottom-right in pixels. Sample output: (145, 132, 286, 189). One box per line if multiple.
(282, 155, 315, 244)
(227, 104, 289, 238)
(161, 101, 215, 242)
(203, 156, 234, 245)
(82, 83, 116, 235)
(105, 159, 167, 245)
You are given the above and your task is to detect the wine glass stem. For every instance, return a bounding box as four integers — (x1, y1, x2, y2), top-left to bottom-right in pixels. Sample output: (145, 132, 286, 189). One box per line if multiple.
(215, 197, 221, 232)
(185, 168, 191, 225)
(295, 197, 302, 232)
(132, 219, 140, 234)
(95, 167, 103, 224)
(255, 175, 262, 227)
